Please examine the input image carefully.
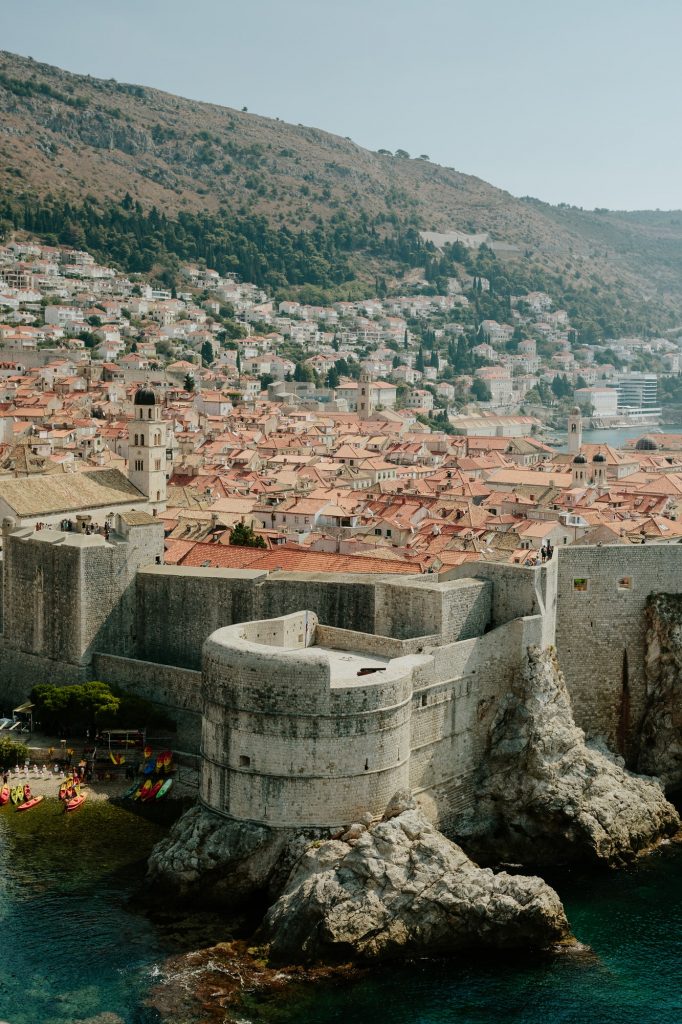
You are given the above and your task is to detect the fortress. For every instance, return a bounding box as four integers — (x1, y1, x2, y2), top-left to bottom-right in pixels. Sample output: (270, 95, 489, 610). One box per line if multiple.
(0, 512, 680, 831)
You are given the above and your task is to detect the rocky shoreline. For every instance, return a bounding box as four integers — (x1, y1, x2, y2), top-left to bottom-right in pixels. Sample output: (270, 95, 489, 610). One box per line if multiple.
(144, 643, 681, 1017)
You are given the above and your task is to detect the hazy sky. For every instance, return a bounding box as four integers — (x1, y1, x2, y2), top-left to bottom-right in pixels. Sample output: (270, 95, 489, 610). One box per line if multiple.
(3, 0, 682, 211)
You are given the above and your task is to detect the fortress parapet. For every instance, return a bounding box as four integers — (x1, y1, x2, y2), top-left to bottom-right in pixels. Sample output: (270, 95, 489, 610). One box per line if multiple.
(200, 611, 432, 828)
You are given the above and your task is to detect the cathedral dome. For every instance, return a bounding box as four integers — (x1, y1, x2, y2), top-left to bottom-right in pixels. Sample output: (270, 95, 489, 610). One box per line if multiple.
(592, 451, 606, 463)
(573, 453, 587, 464)
(635, 436, 659, 451)
(134, 385, 158, 406)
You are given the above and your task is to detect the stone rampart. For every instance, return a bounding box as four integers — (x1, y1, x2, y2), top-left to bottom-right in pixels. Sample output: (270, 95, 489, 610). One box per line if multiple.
(92, 652, 202, 755)
(200, 613, 429, 828)
(555, 544, 682, 760)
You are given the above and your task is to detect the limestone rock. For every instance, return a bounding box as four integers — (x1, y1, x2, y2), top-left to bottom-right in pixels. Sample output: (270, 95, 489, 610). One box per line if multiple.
(463, 646, 680, 867)
(262, 806, 569, 963)
(147, 805, 312, 908)
(639, 594, 682, 788)
(382, 788, 415, 819)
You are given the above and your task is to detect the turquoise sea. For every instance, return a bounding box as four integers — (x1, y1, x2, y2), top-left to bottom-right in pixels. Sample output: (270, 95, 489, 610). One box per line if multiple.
(0, 799, 680, 1024)
(284, 840, 682, 1024)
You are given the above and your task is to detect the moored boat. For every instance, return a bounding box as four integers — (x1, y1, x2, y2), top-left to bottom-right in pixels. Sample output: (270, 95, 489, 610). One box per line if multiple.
(17, 794, 44, 811)
(65, 793, 86, 812)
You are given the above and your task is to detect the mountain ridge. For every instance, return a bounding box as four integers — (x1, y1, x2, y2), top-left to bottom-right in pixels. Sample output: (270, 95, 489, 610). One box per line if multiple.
(2, 50, 682, 332)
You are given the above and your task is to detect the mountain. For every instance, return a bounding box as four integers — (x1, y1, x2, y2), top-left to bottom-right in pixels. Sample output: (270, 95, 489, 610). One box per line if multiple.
(2, 49, 682, 335)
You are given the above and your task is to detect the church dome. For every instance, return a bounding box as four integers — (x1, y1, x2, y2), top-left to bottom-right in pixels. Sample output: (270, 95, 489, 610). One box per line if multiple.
(635, 436, 659, 451)
(570, 406, 581, 416)
(573, 453, 587, 464)
(593, 451, 606, 463)
(134, 385, 158, 406)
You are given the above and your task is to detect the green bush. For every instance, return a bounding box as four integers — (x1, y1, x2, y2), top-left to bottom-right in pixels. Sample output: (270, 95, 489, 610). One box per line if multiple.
(31, 682, 175, 734)
(0, 736, 29, 769)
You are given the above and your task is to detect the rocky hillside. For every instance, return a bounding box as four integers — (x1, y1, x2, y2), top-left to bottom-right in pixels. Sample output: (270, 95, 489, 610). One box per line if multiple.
(2, 50, 682, 327)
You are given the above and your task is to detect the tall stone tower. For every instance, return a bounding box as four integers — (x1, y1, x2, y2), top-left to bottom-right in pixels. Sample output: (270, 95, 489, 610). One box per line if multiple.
(568, 407, 582, 454)
(128, 384, 167, 511)
(357, 369, 373, 420)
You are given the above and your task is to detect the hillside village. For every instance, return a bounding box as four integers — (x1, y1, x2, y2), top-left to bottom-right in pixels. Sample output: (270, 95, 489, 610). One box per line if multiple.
(1, 236, 682, 573)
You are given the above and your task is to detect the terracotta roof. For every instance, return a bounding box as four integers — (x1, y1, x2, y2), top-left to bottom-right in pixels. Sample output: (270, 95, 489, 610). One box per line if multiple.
(178, 542, 423, 574)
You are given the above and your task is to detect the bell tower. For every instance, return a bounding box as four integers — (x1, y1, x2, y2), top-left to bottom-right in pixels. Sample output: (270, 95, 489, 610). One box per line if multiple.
(358, 369, 373, 420)
(128, 384, 167, 511)
(568, 406, 582, 454)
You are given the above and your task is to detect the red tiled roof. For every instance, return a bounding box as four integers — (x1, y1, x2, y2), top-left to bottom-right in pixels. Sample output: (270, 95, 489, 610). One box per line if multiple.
(178, 542, 423, 574)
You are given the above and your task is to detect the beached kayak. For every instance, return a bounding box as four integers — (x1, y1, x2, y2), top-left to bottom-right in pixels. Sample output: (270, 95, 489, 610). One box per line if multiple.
(65, 793, 86, 812)
(142, 779, 163, 801)
(156, 778, 173, 800)
(10, 785, 23, 805)
(0, 784, 9, 806)
(135, 779, 153, 800)
(17, 795, 44, 812)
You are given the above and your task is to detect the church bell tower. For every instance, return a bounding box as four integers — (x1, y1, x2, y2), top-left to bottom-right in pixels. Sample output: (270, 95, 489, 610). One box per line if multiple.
(568, 407, 582, 455)
(128, 384, 167, 511)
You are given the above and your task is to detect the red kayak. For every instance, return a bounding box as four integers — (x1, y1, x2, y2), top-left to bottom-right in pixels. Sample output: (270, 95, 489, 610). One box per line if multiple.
(17, 794, 44, 812)
(141, 779, 163, 801)
(65, 793, 86, 812)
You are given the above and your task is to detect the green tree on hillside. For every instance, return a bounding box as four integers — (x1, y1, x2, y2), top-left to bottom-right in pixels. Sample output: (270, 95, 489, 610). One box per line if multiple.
(470, 378, 492, 401)
(201, 340, 214, 366)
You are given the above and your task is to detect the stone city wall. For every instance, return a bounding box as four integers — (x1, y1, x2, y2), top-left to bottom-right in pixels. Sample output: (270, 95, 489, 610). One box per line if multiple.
(135, 567, 491, 670)
(92, 652, 202, 755)
(411, 615, 545, 834)
(555, 544, 682, 761)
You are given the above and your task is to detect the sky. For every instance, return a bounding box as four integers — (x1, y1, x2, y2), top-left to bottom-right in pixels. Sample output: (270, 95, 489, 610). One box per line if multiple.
(3, 0, 682, 211)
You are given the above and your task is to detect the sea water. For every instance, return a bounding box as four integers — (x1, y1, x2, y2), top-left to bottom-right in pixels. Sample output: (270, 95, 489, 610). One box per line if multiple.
(282, 842, 682, 1024)
(0, 799, 169, 1024)
(0, 800, 680, 1024)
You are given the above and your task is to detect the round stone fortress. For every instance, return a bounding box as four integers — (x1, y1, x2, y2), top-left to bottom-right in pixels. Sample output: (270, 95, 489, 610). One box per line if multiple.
(200, 611, 430, 828)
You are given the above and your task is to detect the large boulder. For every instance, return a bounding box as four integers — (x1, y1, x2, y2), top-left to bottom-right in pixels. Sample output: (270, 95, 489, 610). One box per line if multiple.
(147, 805, 325, 909)
(261, 806, 569, 963)
(462, 646, 680, 867)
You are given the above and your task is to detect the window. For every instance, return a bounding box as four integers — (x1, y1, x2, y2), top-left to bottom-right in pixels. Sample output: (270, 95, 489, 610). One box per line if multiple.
(573, 578, 588, 593)
(386, 529, 392, 538)
(134, 434, 138, 446)
(154, 459, 161, 471)
(239, 755, 251, 767)
(134, 459, 144, 472)
(375, 528, 381, 536)
(148, 409, 152, 419)
(421, 694, 428, 707)
(617, 576, 632, 590)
